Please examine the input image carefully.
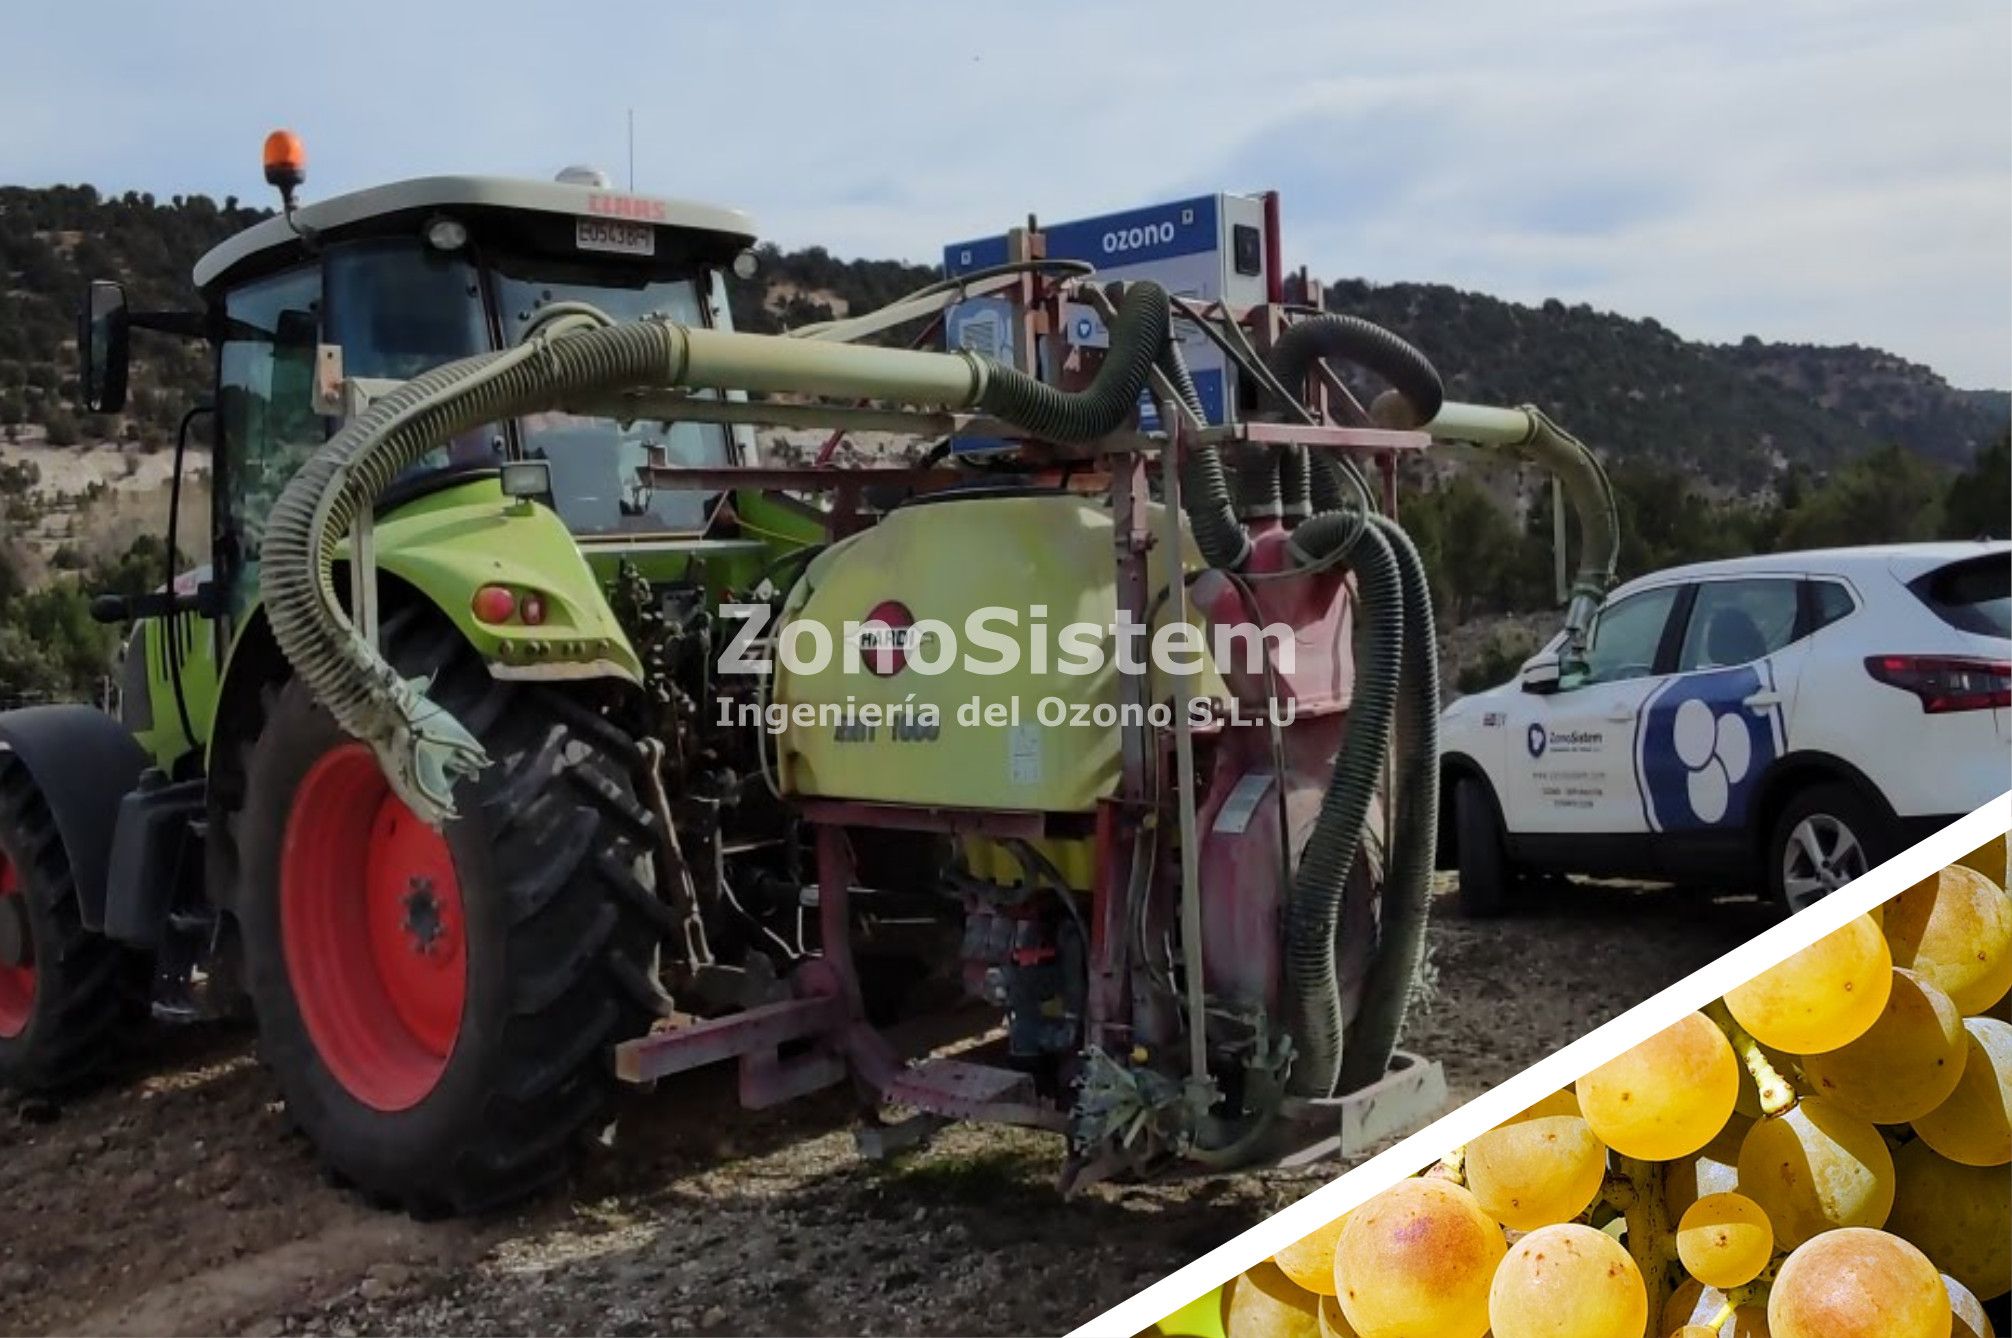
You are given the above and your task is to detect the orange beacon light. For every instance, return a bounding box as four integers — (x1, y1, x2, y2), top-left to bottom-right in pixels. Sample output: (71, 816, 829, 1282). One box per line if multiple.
(262, 129, 306, 196)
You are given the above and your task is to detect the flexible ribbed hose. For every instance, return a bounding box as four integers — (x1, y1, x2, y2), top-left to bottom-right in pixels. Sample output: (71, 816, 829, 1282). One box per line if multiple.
(975, 281, 1168, 443)
(1278, 445, 1311, 521)
(1157, 339, 1252, 570)
(262, 321, 688, 824)
(1337, 513, 1438, 1092)
(1237, 448, 1284, 520)
(1524, 408, 1619, 650)
(1281, 518, 1401, 1096)
(1268, 314, 1444, 427)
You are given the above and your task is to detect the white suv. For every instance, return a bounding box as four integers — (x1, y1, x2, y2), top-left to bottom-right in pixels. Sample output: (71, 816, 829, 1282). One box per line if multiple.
(1439, 541, 2010, 915)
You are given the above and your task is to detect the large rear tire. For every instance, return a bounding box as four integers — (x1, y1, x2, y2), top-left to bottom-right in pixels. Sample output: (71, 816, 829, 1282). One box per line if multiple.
(0, 752, 140, 1092)
(236, 612, 666, 1215)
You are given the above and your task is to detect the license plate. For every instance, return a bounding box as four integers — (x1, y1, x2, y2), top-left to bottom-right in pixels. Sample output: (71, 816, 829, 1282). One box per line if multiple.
(576, 217, 655, 256)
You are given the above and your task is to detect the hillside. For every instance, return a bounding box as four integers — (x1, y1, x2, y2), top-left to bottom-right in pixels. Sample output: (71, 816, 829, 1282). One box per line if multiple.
(0, 182, 2004, 486)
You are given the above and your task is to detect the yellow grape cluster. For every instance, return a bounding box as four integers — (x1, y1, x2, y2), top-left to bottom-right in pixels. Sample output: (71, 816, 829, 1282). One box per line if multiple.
(1185, 839, 2011, 1338)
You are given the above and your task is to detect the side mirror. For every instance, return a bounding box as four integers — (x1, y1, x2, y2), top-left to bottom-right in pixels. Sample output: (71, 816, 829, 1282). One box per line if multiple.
(79, 280, 131, 414)
(1519, 651, 1563, 695)
(88, 592, 132, 625)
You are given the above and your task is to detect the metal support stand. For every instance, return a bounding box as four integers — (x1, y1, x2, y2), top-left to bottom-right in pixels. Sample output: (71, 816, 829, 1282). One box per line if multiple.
(1158, 405, 1210, 1089)
(1275, 1051, 1450, 1165)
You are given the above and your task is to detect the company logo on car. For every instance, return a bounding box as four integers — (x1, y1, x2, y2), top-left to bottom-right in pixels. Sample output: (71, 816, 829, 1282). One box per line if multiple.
(1636, 665, 1784, 832)
(1527, 723, 1548, 758)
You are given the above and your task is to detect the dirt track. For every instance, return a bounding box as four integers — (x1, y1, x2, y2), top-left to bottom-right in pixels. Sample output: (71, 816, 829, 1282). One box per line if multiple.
(1, 878, 1772, 1337)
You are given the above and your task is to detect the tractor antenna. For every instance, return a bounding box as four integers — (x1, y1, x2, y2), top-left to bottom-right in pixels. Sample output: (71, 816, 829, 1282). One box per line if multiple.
(262, 128, 319, 249)
(627, 108, 635, 190)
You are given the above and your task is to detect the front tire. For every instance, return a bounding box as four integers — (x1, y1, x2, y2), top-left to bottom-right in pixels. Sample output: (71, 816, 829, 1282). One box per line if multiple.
(1768, 782, 1891, 916)
(236, 613, 665, 1215)
(0, 752, 140, 1092)
(1454, 778, 1515, 919)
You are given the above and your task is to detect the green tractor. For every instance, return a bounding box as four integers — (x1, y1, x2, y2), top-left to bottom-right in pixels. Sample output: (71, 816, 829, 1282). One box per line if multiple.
(1, 152, 822, 1212)
(1, 138, 1619, 1217)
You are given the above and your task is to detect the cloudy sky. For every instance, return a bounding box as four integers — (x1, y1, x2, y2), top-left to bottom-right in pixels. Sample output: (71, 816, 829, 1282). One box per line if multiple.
(5, 0, 2007, 386)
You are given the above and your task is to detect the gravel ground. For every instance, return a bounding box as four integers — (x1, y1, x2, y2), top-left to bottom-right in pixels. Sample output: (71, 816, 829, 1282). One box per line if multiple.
(0, 876, 1772, 1338)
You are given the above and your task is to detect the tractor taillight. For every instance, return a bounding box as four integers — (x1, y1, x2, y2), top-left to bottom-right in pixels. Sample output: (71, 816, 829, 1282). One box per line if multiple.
(1863, 654, 2012, 713)
(471, 585, 517, 624)
(519, 594, 548, 627)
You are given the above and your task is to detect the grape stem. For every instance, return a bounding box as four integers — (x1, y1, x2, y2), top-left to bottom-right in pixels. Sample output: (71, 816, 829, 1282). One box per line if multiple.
(1705, 1000, 1796, 1116)
(1614, 1155, 1673, 1338)
(1707, 1275, 1773, 1330)
(1423, 1145, 1466, 1186)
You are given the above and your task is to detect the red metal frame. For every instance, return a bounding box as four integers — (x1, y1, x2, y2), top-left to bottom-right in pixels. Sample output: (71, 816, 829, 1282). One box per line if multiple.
(605, 240, 1446, 1154)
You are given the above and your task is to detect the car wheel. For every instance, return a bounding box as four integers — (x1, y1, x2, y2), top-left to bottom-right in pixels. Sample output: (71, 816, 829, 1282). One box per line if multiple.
(1769, 783, 1892, 916)
(1455, 778, 1515, 918)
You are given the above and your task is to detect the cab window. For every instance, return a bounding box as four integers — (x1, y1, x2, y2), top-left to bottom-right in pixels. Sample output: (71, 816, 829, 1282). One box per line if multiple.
(1677, 578, 1799, 671)
(217, 265, 323, 613)
(1578, 585, 1680, 685)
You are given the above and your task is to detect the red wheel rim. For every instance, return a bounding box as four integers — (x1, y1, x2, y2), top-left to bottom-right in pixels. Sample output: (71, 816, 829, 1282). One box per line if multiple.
(280, 743, 466, 1111)
(0, 849, 33, 1039)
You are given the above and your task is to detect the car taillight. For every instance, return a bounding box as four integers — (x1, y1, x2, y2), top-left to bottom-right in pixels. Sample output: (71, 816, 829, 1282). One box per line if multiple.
(1863, 655, 2012, 713)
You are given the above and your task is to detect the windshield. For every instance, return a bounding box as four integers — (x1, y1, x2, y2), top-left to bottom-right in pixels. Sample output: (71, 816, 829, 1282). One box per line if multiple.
(325, 241, 499, 472)
(491, 257, 732, 536)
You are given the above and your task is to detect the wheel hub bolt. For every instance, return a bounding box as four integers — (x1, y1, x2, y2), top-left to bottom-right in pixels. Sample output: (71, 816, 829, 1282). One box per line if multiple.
(402, 878, 446, 957)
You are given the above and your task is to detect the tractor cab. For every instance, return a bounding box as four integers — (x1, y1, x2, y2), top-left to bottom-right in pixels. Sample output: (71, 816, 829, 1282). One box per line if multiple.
(82, 152, 764, 625)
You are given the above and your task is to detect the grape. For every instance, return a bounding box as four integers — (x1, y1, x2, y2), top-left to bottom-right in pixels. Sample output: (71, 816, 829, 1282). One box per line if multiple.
(1275, 1214, 1348, 1295)
(1724, 915, 1891, 1054)
(1508, 1089, 1583, 1124)
(1578, 1012, 1738, 1160)
(1333, 1178, 1502, 1338)
(1736, 1097, 1895, 1247)
(1944, 1273, 1995, 1338)
(1664, 1114, 1750, 1219)
(1912, 1017, 2012, 1167)
(1768, 1228, 1950, 1338)
(1677, 1191, 1774, 1288)
(1884, 864, 2012, 1016)
(1660, 1279, 1770, 1338)
(1463, 1115, 1608, 1231)
(1223, 1261, 1322, 1338)
(1801, 968, 1965, 1123)
(1956, 833, 2008, 889)
(1316, 1295, 1360, 1338)
(1886, 1135, 2011, 1300)
(1486, 1222, 1646, 1338)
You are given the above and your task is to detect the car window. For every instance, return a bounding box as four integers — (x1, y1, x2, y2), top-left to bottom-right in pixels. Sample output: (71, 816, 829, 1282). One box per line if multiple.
(1910, 555, 2011, 638)
(1809, 579, 1855, 632)
(1677, 578, 1799, 671)
(1578, 585, 1680, 685)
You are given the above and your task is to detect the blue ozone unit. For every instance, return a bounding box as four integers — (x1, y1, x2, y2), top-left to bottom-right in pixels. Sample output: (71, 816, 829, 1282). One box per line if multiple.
(943, 192, 1276, 448)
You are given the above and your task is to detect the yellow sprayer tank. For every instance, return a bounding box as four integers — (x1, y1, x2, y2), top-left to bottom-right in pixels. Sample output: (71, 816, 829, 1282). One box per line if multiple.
(772, 490, 1227, 813)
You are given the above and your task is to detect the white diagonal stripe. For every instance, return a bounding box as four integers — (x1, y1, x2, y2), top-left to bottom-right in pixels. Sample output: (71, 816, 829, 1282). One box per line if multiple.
(1074, 790, 2012, 1338)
